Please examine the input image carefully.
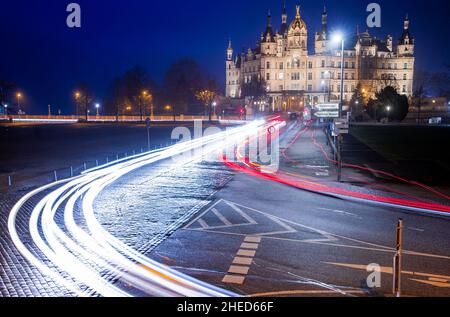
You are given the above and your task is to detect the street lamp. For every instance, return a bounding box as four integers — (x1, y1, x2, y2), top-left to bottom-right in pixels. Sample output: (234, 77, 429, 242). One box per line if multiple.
(16, 92, 22, 115)
(332, 32, 345, 118)
(212, 101, 217, 118)
(3, 104, 8, 117)
(95, 103, 100, 117)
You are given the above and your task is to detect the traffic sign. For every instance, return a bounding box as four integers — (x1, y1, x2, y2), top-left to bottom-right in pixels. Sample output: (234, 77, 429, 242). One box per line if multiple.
(333, 119, 349, 135)
(313, 111, 339, 119)
(315, 103, 339, 111)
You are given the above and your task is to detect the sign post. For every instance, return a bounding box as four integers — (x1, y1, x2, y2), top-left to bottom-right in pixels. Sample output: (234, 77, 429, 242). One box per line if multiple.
(146, 118, 151, 152)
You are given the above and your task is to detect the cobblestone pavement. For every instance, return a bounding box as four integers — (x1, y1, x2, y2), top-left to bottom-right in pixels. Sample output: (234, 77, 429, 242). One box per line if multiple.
(0, 156, 234, 297)
(0, 190, 74, 297)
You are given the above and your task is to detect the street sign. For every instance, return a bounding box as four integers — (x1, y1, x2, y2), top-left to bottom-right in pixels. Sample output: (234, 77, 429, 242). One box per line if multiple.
(315, 103, 339, 111)
(313, 111, 339, 119)
(334, 119, 349, 135)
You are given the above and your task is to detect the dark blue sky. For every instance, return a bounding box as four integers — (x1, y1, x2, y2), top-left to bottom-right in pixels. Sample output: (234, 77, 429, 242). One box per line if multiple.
(1, 0, 449, 114)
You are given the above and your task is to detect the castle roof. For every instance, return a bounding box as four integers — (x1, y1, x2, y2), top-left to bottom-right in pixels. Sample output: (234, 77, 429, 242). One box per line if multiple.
(289, 5, 307, 32)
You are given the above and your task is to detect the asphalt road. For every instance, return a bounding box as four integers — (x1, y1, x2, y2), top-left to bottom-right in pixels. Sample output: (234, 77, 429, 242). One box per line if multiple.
(148, 124, 450, 297)
(2, 120, 450, 297)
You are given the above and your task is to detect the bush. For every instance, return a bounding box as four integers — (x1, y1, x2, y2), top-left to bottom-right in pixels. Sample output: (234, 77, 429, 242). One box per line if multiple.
(367, 86, 409, 122)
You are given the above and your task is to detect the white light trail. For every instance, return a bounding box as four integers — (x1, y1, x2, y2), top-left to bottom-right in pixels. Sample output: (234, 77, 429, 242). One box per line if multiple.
(8, 121, 271, 297)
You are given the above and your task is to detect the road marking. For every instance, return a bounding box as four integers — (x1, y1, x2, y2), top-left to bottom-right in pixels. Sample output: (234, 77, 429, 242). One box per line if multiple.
(198, 219, 209, 229)
(249, 290, 365, 297)
(225, 201, 257, 224)
(228, 266, 250, 275)
(325, 262, 450, 288)
(222, 275, 245, 285)
(408, 227, 425, 233)
(233, 257, 253, 266)
(237, 249, 256, 257)
(245, 236, 262, 243)
(211, 208, 232, 226)
(223, 235, 263, 286)
(241, 243, 259, 250)
(411, 279, 450, 288)
(317, 207, 362, 219)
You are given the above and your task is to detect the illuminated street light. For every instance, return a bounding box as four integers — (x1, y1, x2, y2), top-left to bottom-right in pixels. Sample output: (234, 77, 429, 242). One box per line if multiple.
(16, 92, 23, 114)
(95, 103, 100, 116)
(332, 32, 345, 118)
(3, 104, 8, 117)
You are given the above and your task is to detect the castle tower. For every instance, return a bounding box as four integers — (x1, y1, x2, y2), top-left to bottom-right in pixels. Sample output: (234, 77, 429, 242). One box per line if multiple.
(397, 14, 414, 56)
(315, 6, 328, 54)
(280, 0, 288, 35)
(287, 5, 308, 53)
(227, 40, 233, 61)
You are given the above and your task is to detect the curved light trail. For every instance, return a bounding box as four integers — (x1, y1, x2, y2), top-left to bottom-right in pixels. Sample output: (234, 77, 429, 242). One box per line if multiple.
(225, 120, 450, 217)
(8, 120, 270, 297)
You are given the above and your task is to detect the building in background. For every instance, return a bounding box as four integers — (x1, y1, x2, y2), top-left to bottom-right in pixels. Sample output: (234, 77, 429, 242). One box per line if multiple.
(226, 3, 415, 113)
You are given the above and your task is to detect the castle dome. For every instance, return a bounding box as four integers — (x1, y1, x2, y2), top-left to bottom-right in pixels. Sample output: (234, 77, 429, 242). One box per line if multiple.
(289, 5, 307, 33)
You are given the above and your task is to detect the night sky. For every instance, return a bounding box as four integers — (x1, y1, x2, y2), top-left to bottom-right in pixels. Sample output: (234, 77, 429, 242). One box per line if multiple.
(1, 0, 449, 114)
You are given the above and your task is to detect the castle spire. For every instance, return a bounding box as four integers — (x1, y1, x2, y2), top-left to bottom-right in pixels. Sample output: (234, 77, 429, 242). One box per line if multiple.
(404, 14, 410, 30)
(281, 0, 288, 34)
(296, 5, 301, 18)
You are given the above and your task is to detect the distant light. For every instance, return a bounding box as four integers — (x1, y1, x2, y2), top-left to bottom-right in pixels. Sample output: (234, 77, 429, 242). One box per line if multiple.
(4, 104, 7, 108)
(95, 103, 100, 109)
(432, 100, 436, 104)
(355, 101, 359, 105)
(212, 102, 217, 107)
(387, 106, 391, 112)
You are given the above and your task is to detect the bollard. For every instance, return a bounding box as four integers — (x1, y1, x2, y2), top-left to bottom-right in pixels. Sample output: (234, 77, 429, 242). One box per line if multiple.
(8, 175, 12, 187)
(133, 150, 136, 156)
(54, 171, 58, 182)
(393, 219, 403, 297)
(106, 157, 109, 163)
(116, 154, 119, 161)
(125, 152, 128, 158)
(70, 166, 73, 178)
(96, 160, 99, 167)
(84, 162, 87, 171)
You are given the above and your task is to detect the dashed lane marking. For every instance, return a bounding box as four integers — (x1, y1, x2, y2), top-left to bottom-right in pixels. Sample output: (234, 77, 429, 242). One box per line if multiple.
(223, 235, 262, 286)
(240, 243, 259, 250)
(228, 266, 250, 275)
(237, 250, 256, 257)
(222, 275, 245, 285)
(245, 236, 262, 243)
(233, 257, 253, 266)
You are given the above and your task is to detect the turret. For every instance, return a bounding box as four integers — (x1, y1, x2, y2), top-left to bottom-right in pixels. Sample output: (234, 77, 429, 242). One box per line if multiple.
(397, 14, 414, 56)
(227, 40, 233, 61)
(314, 6, 328, 54)
(280, 0, 288, 35)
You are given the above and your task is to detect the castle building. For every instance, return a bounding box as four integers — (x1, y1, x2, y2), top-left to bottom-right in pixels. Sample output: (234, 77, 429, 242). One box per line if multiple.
(226, 3, 415, 113)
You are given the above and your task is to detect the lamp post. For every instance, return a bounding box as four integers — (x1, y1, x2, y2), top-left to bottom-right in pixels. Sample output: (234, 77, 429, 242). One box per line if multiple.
(386, 105, 391, 122)
(95, 103, 100, 117)
(212, 101, 217, 119)
(16, 93, 22, 115)
(4, 104, 8, 118)
(332, 33, 345, 118)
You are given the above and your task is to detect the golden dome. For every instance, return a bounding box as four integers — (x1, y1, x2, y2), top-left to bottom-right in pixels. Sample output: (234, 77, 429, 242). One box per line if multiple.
(289, 5, 307, 32)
